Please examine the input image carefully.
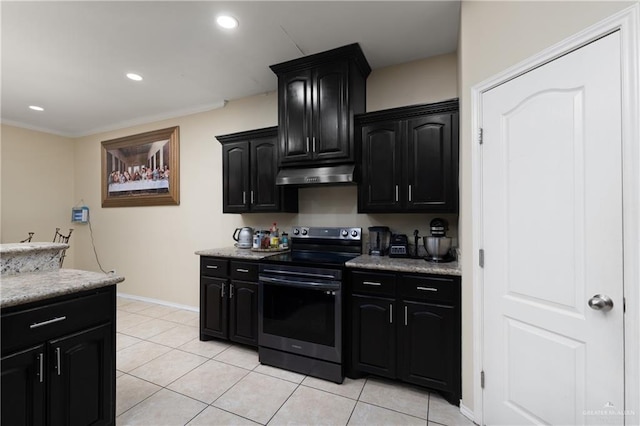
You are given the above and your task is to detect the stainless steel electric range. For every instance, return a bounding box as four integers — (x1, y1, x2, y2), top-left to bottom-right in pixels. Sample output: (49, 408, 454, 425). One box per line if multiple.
(258, 226, 362, 383)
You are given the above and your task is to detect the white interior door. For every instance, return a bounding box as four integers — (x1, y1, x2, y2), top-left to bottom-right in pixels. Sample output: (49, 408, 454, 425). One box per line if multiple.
(481, 31, 624, 425)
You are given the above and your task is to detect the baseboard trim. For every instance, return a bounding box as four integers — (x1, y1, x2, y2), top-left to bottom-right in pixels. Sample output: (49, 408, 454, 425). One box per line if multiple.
(117, 292, 198, 313)
(459, 402, 476, 424)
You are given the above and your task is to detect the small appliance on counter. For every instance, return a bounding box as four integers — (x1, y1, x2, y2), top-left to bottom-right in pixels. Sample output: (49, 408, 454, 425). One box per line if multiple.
(368, 226, 391, 256)
(389, 234, 409, 258)
(233, 227, 253, 249)
(424, 218, 455, 262)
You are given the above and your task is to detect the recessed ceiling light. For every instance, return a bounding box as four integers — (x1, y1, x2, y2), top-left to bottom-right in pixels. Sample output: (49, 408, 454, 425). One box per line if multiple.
(29, 105, 44, 111)
(126, 73, 143, 81)
(216, 15, 238, 29)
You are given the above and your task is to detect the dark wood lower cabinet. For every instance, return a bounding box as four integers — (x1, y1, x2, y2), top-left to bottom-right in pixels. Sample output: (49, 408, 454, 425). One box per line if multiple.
(1, 286, 116, 426)
(348, 270, 461, 405)
(199, 257, 258, 347)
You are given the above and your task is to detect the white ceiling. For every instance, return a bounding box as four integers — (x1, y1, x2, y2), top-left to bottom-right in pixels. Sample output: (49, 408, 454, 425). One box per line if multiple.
(1, 1, 460, 137)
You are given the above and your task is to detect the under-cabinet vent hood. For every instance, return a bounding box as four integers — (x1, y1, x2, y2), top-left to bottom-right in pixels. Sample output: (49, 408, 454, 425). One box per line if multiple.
(276, 164, 356, 186)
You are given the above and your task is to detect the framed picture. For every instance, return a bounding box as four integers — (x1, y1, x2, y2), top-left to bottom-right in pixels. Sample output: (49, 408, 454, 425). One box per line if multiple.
(101, 126, 180, 207)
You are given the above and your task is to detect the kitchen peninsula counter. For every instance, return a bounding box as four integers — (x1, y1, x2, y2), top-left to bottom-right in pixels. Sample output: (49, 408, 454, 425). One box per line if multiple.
(195, 246, 288, 260)
(346, 254, 461, 276)
(0, 269, 124, 309)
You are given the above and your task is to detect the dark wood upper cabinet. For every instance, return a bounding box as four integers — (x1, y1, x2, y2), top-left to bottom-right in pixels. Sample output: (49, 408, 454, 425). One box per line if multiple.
(356, 99, 459, 213)
(271, 44, 370, 167)
(218, 127, 298, 213)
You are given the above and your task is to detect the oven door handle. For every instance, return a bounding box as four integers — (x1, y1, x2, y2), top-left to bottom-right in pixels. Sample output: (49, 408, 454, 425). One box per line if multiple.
(259, 275, 340, 291)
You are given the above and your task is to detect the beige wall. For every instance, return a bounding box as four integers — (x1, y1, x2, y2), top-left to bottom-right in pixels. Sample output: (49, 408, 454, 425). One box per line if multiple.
(1, 125, 77, 267)
(457, 0, 635, 412)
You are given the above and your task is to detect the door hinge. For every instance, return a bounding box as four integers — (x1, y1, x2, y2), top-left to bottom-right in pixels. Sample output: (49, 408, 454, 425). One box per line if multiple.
(479, 249, 485, 268)
(479, 128, 484, 145)
(481, 370, 485, 389)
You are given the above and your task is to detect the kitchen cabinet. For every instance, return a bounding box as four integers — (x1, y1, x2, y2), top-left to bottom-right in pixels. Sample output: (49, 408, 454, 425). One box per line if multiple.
(1, 286, 116, 425)
(348, 269, 461, 405)
(357, 99, 459, 213)
(270, 43, 370, 167)
(199, 257, 258, 347)
(218, 127, 298, 213)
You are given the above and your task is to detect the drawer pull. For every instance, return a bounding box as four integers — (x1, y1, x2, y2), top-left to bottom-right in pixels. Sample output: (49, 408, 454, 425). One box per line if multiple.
(30, 316, 67, 329)
(236, 268, 249, 273)
(206, 265, 218, 269)
(389, 304, 393, 324)
(405, 306, 408, 326)
(363, 281, 382, 286)
(417, 287, 438, 292)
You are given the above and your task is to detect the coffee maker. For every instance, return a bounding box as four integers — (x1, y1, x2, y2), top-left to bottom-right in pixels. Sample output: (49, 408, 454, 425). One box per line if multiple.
(368, 226, 391, 256)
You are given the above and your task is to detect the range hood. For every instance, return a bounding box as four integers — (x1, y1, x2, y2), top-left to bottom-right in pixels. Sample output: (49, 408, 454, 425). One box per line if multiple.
(276, 164, 356, 186)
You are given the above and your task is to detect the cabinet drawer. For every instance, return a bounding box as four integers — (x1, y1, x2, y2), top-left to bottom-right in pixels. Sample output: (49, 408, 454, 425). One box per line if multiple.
(230, 261, 258, 282)
(200, 257, 229, 278)
(400, 275, 457, 303)
(1, 289, 114, 355)
(351, 271, 396, 297)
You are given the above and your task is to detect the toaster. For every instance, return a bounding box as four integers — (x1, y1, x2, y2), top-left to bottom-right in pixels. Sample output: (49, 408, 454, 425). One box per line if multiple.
(389, 234, 409, 258)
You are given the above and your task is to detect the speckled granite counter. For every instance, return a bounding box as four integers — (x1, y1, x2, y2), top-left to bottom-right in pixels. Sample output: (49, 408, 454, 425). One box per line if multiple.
(195, 246, 287, 260)
(1, 242, 69, 276)
(346, 254, 461, 276)
(1, 269, 125, 308)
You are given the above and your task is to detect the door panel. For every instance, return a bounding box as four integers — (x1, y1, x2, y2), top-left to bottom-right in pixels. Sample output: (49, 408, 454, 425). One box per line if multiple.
(314, 62, 349, 160)
(280, 72, 313, 163)
(1, 345, 46, 426)
(251, 138, 279, 211)
(229, 281, 258, 346)
(222, 142, 249, 213)
(351, 295, 396, 378)
(482, 32, 623, 425)
(201, 277, 228, 339)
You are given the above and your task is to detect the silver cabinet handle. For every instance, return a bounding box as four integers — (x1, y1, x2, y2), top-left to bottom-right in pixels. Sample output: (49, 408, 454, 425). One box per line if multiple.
(417, 287, 438, 292)
(206, 265, 218, 269)
(312, 137, 316, 152)
(242, 191, 246, 204)
(306, 137, 310, 152)
(588, 294, 614, 311)
(408, 185, 412, 202)
(236, 268, 249, 273)
(38, 353, 44, 383)
(55, 347, 61, 376)
(251, 191, 254, 204)
(230, 284, 234, 299)
(404, 306, 408, 326)
(363, 281, 381, 286)
(221, 283, 226, 298)
(395, 185, 399, 202)
(30, 316, 67, 329)
(389, 304, 393, 324)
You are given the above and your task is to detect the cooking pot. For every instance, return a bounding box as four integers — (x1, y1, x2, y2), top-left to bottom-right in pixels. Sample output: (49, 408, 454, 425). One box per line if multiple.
(423, 236, 452, 260)
(233, 227, 253, 249)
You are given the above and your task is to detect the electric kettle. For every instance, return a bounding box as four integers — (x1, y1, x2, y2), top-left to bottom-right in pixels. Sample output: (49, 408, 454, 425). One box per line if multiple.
(233, 227, 253, 249)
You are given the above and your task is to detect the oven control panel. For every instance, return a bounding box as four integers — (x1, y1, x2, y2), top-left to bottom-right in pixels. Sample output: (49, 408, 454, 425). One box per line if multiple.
(291, 226, 361, 241)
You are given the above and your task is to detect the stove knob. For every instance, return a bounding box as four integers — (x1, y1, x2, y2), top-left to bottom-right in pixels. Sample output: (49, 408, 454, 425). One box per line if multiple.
(293, 228, 300, 235)
(351, 230, 358, 238)
(301, 229, 308, 236)
(341, 229, 348, 237)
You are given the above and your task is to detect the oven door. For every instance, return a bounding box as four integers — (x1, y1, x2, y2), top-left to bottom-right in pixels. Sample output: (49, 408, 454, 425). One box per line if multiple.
(259, 274, 342, 363)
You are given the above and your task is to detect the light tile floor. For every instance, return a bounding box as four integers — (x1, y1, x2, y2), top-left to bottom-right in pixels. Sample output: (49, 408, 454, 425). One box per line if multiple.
(116, 296, 475, 426)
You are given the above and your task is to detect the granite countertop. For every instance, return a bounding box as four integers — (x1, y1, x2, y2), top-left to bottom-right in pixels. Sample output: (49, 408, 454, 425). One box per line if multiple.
(0, 242, 69, 254)
(195, 246, 288, 260)
(346, 254, 461, 276)
(1, 269, 125, 309)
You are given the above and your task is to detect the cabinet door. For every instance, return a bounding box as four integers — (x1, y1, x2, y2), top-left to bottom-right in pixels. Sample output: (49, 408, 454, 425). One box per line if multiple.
(200, 277, 228, 339)
(398, 300, 456, 392)
(222, 141, 249, 213)
(406, 113, 458, 212)
(1, 345, 46, 426)
(279, 70, 314, 165)
(48, 323, 114, 426)
(358, 121, 403, 212)
(312, 62, 350, 162)
(351, 295, 396, 378)
(250, 137, 279, 212)
(229, 281, 258, 347)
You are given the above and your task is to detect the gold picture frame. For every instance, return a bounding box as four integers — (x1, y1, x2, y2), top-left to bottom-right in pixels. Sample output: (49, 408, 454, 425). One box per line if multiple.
(101, 126, 180, 207)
